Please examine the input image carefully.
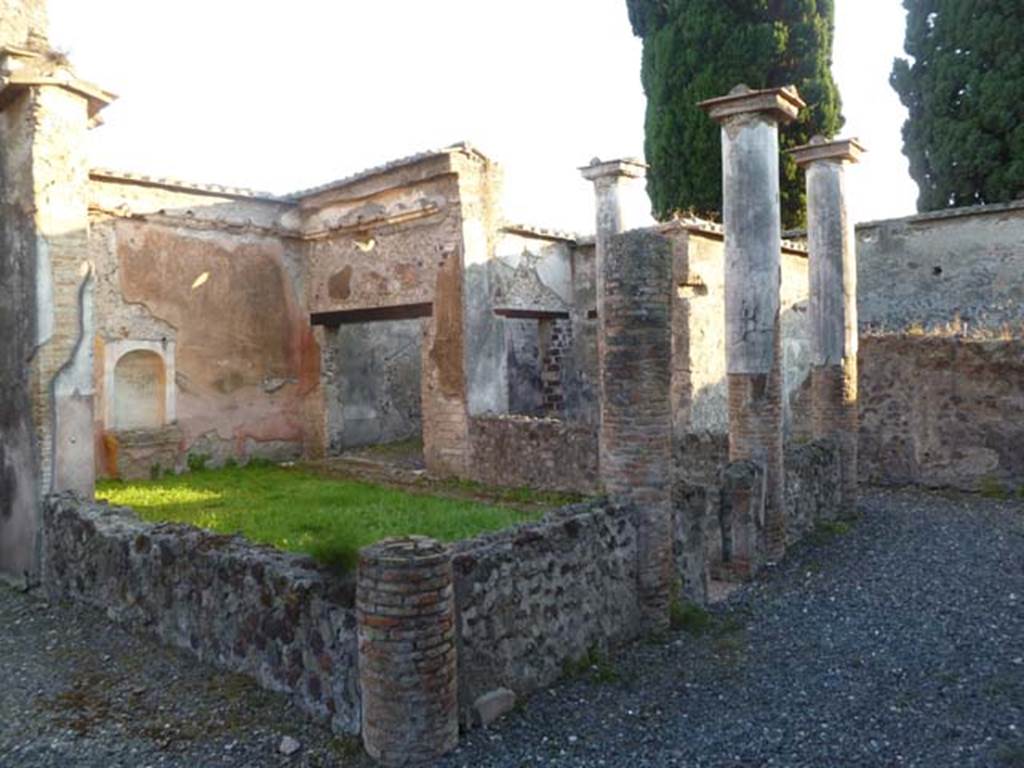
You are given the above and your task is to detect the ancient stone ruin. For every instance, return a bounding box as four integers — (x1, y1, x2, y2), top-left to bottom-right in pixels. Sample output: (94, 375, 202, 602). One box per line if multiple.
(3, 1, 1024, 764)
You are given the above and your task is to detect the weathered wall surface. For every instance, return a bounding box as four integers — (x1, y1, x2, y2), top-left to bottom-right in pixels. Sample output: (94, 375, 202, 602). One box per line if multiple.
(784, 438, 842, 542)
(88, 178, 315, 474)
(302, 160, 460, 316)
(1, 58, 98, 577)
(856, 202, 1024, 333)
(0, 85, 41, 577)
(44, 495, 361, 734)
(321, 320, 423, 451)
(859, 336, 1024, 491)
(676, 437, 842, 593)
(452, 502, 641, 725)
(467, 415, 599, 494)
(666, 225, 811, 442)
(300, 150, 486, 476)
(0, 0, 48, 49)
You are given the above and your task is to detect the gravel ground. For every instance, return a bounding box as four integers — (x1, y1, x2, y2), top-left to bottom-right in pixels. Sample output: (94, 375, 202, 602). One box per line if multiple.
(442, 489, 1024, 768)
(0, 586, 370, 768)
(2, 489, 1022, 767)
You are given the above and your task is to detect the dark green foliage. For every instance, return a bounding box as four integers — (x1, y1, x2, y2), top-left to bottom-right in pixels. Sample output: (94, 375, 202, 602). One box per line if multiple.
(891, 1, 1024, 211)
(626, 0, 844, 228)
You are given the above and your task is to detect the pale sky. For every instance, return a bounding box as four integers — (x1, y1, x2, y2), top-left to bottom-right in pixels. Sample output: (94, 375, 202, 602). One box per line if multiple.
(48, 0, 918, 234)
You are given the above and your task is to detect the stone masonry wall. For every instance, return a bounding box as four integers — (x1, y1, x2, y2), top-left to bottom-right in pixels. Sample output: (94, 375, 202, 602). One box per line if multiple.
(856, 201, 1024, 333)
(676, 438, 842, 593)
(859, 335, 1024, 491)
(451, 501, 641, 726)
(467, 416, 599, 494)
(43, 495, 361, 734)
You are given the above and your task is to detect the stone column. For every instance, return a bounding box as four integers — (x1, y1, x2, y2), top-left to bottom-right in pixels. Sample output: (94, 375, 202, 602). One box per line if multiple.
(789, 136, 865, 518)
(357, 536, 458, 766)
(599, 230, 674, 633)
(699, 85, 804, 565)
(0, 43, 114, 579)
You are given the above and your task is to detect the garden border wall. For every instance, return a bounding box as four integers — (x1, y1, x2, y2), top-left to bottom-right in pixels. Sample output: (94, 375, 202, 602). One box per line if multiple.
(43, 495, 362, 734)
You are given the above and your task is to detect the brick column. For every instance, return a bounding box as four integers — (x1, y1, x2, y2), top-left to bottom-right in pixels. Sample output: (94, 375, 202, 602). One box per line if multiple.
(0, 43, 114, 578)
(357, 537, 458, 766)
(599, 229, 674, 633)
(790, 136, 865, 519)
(699, 85, 804, 565)
(580, 159, 645, 422)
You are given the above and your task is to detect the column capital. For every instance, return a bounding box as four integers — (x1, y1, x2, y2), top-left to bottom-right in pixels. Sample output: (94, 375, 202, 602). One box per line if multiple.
(698, 84, 805, 126)
(579, 157, 647, 183)
(788, 135, 867, 167)
(0, 46, 116, 125)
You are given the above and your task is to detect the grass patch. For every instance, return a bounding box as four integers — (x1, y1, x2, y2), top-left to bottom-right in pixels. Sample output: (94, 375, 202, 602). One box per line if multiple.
(434, 476, 584, 509)
(563, 647, 620, 684)
(980, 475, 1010, 499)
(807, 519, 853, 546)
(97, 464, 538, 571)
(670, 600, 713, 634)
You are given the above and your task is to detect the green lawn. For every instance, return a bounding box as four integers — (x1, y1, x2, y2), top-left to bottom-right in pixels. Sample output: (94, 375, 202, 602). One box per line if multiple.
(96, 464, 537, 571)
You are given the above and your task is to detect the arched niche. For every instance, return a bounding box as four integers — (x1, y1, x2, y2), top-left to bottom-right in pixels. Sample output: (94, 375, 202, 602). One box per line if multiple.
(103, 340, 176, 430)
(113, 350, 166, 429)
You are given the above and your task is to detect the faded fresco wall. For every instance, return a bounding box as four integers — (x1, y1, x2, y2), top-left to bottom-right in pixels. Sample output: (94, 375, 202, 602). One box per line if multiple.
(88, 177, 316, 475)
(299, 151, 475, 474)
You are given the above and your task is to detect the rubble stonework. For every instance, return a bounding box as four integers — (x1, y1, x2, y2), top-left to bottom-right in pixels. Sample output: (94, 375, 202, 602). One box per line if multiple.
(859, 336, 1024, 491)
(452, 500, 642, 724)
(42, 495, 362, 733)
(467, 415, 599, 494)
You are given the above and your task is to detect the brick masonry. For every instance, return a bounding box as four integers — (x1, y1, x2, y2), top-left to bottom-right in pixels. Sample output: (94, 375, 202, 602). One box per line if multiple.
(811, 363, 858, 517)
(357, 537, 458, 766)
(600, 229, 675, 632)
(467, 415, 599, 494)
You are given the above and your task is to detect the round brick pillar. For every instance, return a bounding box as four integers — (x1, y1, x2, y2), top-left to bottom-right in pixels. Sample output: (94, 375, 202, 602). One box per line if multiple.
(357, 536, 457, 766)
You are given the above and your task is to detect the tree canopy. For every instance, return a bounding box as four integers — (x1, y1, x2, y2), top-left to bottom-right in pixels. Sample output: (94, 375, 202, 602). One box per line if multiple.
(626, 0, 844, 228)
(891, 0, 1024, 211)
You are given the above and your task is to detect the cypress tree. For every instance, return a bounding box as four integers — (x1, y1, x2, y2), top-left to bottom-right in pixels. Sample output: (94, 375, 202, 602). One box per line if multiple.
(626, 0, 844, 228)
(891, 0, 1024, 211)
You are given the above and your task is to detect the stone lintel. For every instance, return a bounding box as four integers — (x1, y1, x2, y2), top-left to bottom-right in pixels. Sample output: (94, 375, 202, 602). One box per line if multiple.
(789, 136, 867, 167)
(579, 157, 647, 183)
(698, 84, 805, 125)
(0, 48, 116, 121)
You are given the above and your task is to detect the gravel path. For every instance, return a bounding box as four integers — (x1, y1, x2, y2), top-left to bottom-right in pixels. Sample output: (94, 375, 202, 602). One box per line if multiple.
(2, 489, 1022, 767)
(442, 489, 1024, 768)
(0, 585, 369, 767)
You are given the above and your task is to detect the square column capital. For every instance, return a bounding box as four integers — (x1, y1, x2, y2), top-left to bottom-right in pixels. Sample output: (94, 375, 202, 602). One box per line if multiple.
(0, 45, 116, 124)
(698, 84, 805, 125)
(788, 136, 867, 167)
(579, 157, 647, 183)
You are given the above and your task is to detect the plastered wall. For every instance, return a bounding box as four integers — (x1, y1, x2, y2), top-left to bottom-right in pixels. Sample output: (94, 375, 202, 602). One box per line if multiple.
(89, 178, 317, 474)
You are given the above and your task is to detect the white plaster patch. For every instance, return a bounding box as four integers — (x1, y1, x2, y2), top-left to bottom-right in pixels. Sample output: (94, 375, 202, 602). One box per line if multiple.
(34, 235, 54, 346)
